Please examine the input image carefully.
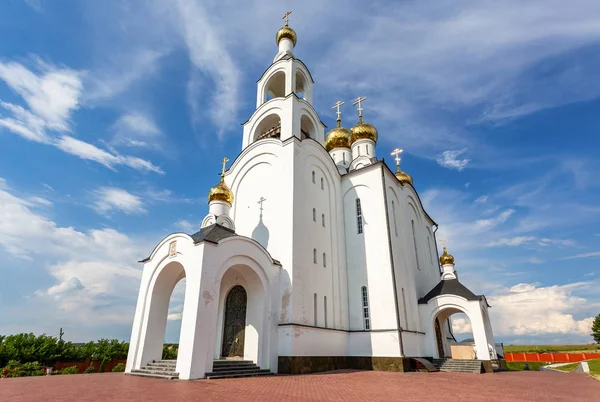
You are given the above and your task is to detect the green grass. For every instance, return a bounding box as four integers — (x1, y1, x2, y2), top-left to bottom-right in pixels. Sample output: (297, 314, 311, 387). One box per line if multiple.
(506, 362, 547, 371)
(503, 344, 600, 353)
(547, 359, 600, 374)
(553, 362, 579, 372)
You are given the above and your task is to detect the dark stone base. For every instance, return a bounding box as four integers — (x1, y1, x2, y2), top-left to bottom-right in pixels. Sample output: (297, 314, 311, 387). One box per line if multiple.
(482, 360, 494, 373)
(277, 356, 412, 375)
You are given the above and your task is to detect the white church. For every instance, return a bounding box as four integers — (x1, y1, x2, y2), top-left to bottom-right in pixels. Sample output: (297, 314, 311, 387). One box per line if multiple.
(125, 15, 498, 380)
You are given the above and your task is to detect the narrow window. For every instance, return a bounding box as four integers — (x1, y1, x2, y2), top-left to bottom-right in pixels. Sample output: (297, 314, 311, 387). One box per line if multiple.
(313, 248, 317, 264)
(314, 293, 318, 326)
(366, 145, 370, 156)
(427, 236, 433, 264)
(322, 252, 326, 267)
(392, 200, 398, 237)
(411, 220, 421, 271)
(402, 288, 409, 330)
(313, 208, 316, 222)
(321, 213, 325, 227)
(321, 177, 324, 190)
(312, 171, 315, 183)
(356, 198, 363, 234)
(324, 296, 328, 328)
(343, 152, 346, 164)
(358, 146, 361, 156)
(361, 286, 370, 330)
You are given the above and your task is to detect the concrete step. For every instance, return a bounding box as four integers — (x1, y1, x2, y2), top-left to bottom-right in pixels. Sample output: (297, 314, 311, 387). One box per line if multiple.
(133, 368, 180, 376)
(213, 360, 255, 365)
(205, 371, 274, 380)
(212, 364, 259, 371)
(432, 359, 482, 373)
(143, 364, 178, 371)
(206, 368, 271, 376)
(128, 370, 179, 380)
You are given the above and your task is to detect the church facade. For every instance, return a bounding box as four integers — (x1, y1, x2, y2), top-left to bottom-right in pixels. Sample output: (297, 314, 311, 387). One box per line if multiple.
(125, 17, 497, 380)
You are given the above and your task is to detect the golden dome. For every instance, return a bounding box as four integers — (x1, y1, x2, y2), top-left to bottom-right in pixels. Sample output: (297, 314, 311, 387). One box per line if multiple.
(350, 119, 378, 144)
(395, 167, 413, 185)
(276, 25, 297, 46)
(325, 119, 351, 152)
(208, 175, 233, 205)
(439, 247, 455, 265)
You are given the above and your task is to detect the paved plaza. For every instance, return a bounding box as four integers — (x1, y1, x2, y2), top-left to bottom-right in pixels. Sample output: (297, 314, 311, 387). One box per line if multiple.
(1, 370, 599, 401)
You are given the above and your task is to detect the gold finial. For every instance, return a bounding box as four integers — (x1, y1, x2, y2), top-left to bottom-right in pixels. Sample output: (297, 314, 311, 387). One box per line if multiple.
(332, 100, 344, 127)
(283, 11, 292, 26)
(391, 148, 403, 168)
(441, 237, 447, 250)
(220, 157, 229, 178)
(439, 237, 454, 265)
(353, 96, 367, 122)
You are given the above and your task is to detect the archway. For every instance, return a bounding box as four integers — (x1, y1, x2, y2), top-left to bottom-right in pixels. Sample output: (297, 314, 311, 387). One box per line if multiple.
(264, 71, 286, 101)
(300, 114, 316, 139)
(221, 285, 248, 358)
(433, 308, 475, 359)
(139, 261, 186, 366)
(253, 113, 282, 142)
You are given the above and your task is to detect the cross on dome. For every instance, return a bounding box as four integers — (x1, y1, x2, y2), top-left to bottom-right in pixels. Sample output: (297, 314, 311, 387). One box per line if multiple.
(282, 11, 292, 26)
(332, 101, 345, 126)
(353, 96, 367, 120)
(391, 148, 403, 166)
(257, 196, 267, 211)
(220, 157, 230, 177)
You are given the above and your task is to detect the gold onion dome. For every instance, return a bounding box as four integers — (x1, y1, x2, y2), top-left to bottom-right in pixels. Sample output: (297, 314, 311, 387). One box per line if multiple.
(395, 165, 413, 185)
(350, 118, 378, 145)
(324, 119, 351, 151)
(276, 25, 297, 46)
(208, 174, 234, 205)
(439, 247, 455, 265)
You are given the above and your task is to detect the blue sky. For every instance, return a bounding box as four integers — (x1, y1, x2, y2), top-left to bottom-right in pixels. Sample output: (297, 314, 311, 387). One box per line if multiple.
(0, 0, 599, 345)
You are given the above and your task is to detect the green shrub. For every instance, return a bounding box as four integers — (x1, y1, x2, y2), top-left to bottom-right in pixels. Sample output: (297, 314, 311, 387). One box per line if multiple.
(99, 358, 106, 373)
(1, 360, 43, 377)
(61, 365, 79, 375)
(84, 364, 94, 374)
(112, 363, 125, 372)
(162, 344, 178, 360)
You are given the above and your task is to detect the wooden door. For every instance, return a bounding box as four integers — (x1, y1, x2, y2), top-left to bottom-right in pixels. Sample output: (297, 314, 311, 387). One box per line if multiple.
(221, 285, 247, 358)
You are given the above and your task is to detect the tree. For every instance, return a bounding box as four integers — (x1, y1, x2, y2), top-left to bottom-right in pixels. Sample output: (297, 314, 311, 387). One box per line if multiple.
(592, 314, 600, 344)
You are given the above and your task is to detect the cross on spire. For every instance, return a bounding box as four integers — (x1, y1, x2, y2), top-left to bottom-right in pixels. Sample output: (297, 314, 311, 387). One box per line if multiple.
(332, 100, 344, 126)
(258, 196, 267, 211)
(353, 96, 367, 121)
(391, 148, 403, 167)
(220, 157, 229, 178)
(283, 11, 292, 26)
(441, 237, 447, 250)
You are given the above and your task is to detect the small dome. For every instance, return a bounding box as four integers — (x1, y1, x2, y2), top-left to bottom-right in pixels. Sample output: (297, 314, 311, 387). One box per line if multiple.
(350, 120, 378, 144)
(439, 247, 455, 265)
(396, 169, 413, 185)
(276, 25, 297, 46)
(208, 176, 233, 205)
(325, 122, 351, 152)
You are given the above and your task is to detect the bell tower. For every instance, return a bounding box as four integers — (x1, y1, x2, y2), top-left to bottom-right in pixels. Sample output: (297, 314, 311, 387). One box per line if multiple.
(241, 12, 325, 149)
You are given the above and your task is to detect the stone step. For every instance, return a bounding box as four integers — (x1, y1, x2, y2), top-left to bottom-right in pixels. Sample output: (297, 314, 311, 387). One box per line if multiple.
(205, 371, 274, 380)
(206, 368, 271, 376)
(213, 360, 255, 365)
(128, 370, 179, 380)
(144, 364, 178, 371)
(133, 368, 179, 376)
(212, 364, 259, 371)
(154, 359, 177, 364)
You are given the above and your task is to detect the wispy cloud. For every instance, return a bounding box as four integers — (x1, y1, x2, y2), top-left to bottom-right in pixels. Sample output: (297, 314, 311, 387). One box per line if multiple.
(564, 251, 600, 260)
(111, 113, 161, 149)
(486, 236, 536, 247)
(91, 187, 147, 215)
(474, 195, 488, 204)
(436, 149, 470, 171)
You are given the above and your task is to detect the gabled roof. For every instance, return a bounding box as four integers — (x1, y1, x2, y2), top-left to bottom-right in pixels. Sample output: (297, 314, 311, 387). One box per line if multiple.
(190, 224, 237, 244)
(418, 279, 487, 305)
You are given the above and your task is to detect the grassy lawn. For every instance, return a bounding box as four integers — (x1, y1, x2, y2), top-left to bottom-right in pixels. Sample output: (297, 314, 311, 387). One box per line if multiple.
(549, 359, 600, 375)
(506, 362, 548, 371)
(503, 344, 600, 353)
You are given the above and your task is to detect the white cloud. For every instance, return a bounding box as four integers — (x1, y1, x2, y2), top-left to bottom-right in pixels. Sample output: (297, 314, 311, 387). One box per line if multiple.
(29, 196, 52, 206)
(436, 149, 470, 171)
(43, 277, 84, 297)
(488, 282, 596, 337)
(537, 238, 576, 248)
(486, 236, 536, 247)
(451, 314, 473, 334)
(564, 251, 600, 260)
(474, 209, 515, 231)
(474, 195, 488, 204)
(176, 219, 196, 233)
(92, 187, 146, 215)
(111, 112, 162, 148)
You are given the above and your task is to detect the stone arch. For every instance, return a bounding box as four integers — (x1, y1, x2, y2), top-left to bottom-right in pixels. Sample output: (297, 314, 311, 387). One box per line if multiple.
(263, 70, 286, 102)
(253, 112, 282, 142)
(430, 304, 473, 359)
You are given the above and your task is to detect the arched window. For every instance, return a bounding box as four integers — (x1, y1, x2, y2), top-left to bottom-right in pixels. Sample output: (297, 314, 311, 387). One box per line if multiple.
(314, 293, 318, 326)
(343, 153, 346, 164)
(391, 200, 398, 237)
(313, 208, 316, 222)
(313, 248, 317, 264)
(361, 286, 370, 330)
(411, 220, 421, 271)
(402, 288, 409, 329)
(320, 177, 324, 190)
(322, 252, 326, 267)
(324, 296, 328, 328)
(366, 145, 370, 156)
(312, 171, 315, 183)
(356, 198, 363, 234)
(321, 213, 325, 227)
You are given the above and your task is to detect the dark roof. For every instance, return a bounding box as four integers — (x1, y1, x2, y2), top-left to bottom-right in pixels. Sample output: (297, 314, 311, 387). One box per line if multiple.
(418, 279, 485, 304)
(190, 224, 237, 244)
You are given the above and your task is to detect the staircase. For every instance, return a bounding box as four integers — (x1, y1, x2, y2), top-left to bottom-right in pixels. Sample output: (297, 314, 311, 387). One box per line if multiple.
(128, 359, 179, 379)
(432, 358, 483, 373)
(204, 359, 274, 379)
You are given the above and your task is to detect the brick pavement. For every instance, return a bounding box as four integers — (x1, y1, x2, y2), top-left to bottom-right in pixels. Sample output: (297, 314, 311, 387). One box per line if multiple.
(1, 370, 599, 401)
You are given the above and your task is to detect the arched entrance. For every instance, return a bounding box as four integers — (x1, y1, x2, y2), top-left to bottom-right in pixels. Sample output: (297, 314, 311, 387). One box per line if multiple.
(433, 307, 476, 359)
(221, 285, 248, 358)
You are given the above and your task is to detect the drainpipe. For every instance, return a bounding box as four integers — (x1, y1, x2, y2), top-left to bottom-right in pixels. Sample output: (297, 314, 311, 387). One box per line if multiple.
(380, 163, 405, 357)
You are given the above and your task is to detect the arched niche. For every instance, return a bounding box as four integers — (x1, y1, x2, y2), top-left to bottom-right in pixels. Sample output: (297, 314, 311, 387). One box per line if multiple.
(253, 113, 282, 142)
(264, 71, 286, 102)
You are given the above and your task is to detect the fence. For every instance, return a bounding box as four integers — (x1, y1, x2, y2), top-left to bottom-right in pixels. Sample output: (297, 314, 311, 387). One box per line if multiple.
(54, 359, 127, 373)
(505, 352, 600, 363)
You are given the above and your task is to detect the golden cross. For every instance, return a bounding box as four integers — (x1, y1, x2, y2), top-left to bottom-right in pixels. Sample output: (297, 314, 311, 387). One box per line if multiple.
(332, 101, 344, 121)
(283, 11, 292, 26)
(391, 148, 403, 166)
(353, 96, 367, 119)
(441, 237, 447, 249)
(220, 157, 229, 177)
